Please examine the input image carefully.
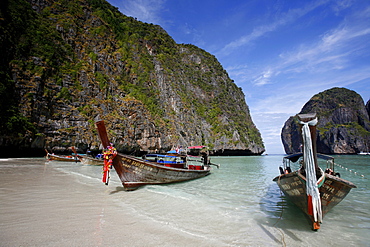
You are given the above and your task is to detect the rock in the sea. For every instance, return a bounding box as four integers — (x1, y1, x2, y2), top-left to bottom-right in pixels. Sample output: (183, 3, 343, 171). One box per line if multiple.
(281, 87, 370, 154)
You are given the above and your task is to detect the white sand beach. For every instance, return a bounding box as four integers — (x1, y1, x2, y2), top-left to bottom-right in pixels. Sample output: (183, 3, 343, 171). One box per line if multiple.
(0, 159, 221, 247)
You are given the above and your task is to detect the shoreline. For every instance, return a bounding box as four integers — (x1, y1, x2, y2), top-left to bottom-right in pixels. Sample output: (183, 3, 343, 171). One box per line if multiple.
(1, 157, 368, 246)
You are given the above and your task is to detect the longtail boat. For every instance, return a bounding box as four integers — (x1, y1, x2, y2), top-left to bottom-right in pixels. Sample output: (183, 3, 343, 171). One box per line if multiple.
(77, 155, 104, 166)
(273, 113, 356, 230)
(45, 149, 79, 162)
(71, 147, 104, 166)
(95, 120, 213, 190)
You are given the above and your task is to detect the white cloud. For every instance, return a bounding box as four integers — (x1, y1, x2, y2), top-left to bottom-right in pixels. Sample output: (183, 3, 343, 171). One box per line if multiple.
(218, 0, 330, 56)
(252, 69, 273, 86)
(118, 0, 167, 25)
(251, 112, 293, 154)
(278, 7, 370, 73)
(232, 7, 370, 91)
(332, 0, 354, 13)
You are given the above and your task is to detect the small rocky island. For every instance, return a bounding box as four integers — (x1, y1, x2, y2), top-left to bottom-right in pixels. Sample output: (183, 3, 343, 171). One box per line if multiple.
(281, 87, 370, 154)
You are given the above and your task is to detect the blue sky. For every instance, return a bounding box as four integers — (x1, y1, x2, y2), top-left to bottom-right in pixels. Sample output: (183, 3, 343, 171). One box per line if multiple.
(106, 0, 370, 154)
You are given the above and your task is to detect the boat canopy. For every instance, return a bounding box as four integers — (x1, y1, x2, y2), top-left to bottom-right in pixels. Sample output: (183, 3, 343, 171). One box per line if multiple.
(187, 145, 207, 149)
(284, 152, 334, 162)
(146, 154, 179, 158)
(284, 153, 303, 162)
(317, 153, 335, 161)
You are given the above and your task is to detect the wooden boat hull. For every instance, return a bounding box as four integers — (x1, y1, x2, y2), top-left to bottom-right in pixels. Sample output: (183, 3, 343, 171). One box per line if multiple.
(46, 153, 79, 162)
(112, 153, 211, 190)
(273, 114, 356, 230)
(95, 120, 211, 190)
(273, 171, 356, 223)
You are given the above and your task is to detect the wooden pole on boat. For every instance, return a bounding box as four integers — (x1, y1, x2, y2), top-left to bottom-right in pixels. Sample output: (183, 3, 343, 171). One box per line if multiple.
(95, 120, 110, 149)
(95, 120, 126, 186)
(71, 146, 79, 162)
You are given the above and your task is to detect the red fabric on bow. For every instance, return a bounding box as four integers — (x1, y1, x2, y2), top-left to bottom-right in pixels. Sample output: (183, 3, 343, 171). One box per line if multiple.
(102, 145, 117, 185)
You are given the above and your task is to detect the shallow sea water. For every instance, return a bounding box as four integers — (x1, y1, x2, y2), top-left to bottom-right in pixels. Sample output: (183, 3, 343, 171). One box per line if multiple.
(0, 155, 369, 246)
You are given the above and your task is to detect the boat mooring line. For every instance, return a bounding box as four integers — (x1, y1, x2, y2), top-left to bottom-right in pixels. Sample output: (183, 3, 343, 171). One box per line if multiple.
(334, 162, 366, 178)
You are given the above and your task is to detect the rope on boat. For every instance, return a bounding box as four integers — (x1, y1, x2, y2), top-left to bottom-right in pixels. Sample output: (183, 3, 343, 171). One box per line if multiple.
(300, 117, 323, 223)
(333, 162, 366, 178)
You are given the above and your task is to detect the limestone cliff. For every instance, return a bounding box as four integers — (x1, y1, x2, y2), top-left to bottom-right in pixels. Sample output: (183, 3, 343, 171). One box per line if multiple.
(281, 88, 370, 154)
(0, 0, 264, 157)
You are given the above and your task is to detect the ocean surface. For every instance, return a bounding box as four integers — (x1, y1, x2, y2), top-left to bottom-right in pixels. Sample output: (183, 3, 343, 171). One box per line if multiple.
(0, 155, 369, 246)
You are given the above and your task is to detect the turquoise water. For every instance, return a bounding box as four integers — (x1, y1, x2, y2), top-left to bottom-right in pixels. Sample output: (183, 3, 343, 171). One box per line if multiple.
(1, 155, 369, 246)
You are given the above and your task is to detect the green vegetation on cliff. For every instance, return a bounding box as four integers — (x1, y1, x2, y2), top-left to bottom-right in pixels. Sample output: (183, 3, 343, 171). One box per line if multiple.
(0, 0, 264, 156)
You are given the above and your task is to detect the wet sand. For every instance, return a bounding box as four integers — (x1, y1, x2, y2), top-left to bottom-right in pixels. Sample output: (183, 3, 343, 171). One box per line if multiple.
(0, 159, 221, 247)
